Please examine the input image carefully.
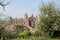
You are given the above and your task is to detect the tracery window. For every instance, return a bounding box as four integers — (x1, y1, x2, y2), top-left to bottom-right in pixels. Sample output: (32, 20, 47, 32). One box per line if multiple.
(29, 18, 35, 28)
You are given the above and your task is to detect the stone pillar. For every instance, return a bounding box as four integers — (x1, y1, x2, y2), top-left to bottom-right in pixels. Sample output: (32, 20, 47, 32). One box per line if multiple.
(35, 16, 38, 30)
(24, 13, 29, 26)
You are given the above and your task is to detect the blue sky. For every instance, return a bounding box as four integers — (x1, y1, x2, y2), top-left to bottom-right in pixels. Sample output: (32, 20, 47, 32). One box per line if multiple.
(0, 0, 60, 18)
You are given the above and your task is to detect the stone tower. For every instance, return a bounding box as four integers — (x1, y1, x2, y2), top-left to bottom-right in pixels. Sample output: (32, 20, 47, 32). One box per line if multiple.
(24, 13, 29, 26)
(35, 16, 38, 30)
(10, 17, 14, 24)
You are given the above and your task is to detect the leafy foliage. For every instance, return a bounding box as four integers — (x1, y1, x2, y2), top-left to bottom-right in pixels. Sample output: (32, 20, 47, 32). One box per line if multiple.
(0, 25, 24, 39)
(38, 2, 60, 36)
(19, 30, 29, 37)
(15, 25, 24, 33)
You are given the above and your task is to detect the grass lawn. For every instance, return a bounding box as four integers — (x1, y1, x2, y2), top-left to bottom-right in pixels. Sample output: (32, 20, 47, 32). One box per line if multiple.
(12, 36, 60, 40)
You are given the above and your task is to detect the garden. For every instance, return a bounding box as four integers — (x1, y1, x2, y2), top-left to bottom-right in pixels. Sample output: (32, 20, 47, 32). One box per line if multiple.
(0, 1, 60, 40)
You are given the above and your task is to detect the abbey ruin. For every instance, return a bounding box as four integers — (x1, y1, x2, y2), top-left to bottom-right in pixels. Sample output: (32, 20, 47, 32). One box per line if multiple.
(4, 13, 38, 33)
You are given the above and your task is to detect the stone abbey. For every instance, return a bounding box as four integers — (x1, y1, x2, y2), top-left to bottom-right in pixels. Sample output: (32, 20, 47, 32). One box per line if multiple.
(5, 13, 38, 33)
(10, 13, 37, 29)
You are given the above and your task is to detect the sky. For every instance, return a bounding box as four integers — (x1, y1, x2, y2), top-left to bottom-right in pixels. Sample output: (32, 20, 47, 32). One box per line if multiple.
(0, 0, 60, 18)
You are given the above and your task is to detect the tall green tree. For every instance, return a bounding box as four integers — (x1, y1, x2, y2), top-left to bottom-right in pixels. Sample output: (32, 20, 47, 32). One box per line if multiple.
(38, 2, 60, 36)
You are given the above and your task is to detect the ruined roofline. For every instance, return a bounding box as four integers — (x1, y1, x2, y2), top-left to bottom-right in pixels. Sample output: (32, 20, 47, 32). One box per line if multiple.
(10, 13, 37, 20)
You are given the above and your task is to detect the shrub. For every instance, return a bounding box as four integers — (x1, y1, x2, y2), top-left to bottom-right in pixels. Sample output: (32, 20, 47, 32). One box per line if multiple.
(19, 30, 29, 37)
(15, 25, 24, 33)
(33, 30, 42, 36)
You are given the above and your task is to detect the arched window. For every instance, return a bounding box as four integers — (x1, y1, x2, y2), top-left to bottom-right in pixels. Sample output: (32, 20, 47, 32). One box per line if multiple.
(29, 18, 35, 28)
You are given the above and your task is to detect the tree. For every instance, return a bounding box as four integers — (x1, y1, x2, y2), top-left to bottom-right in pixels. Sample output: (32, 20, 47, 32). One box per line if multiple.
(0, 0, 10, 11)
(38, 2, 60, 37)
(0, 0, 10, 40)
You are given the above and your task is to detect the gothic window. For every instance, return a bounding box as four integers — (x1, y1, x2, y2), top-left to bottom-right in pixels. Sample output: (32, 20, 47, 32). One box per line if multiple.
(31, 20, 35, 28)
(29, 18, 35, 28)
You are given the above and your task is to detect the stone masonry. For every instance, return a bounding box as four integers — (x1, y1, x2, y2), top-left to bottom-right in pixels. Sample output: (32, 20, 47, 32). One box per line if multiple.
(5, 13, 38, 33)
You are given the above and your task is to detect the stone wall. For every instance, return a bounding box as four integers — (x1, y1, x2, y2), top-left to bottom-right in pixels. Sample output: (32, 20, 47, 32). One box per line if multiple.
(9, 13, 38, 32)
